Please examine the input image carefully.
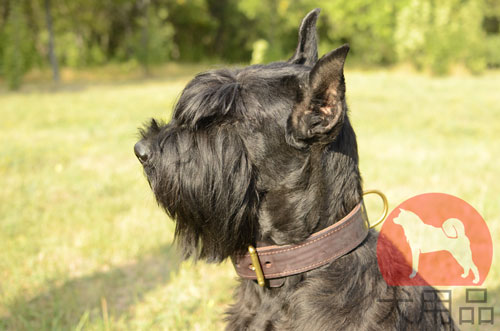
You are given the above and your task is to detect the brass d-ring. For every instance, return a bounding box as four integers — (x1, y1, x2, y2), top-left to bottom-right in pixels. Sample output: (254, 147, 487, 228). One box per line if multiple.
(363, 189, 388, 228)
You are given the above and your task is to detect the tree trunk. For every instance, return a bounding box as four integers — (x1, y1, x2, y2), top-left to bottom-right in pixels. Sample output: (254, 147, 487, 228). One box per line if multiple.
(1, 0, 10, 27)
(44, 0, 59, 83)
(140, 0, 150, 76)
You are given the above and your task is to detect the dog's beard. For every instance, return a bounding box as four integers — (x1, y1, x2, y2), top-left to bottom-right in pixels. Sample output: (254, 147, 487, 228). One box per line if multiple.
(148, 126, 259, 262)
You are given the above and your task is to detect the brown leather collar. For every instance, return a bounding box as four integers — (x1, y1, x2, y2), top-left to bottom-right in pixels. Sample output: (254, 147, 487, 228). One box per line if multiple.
(232, 202, 369, 287)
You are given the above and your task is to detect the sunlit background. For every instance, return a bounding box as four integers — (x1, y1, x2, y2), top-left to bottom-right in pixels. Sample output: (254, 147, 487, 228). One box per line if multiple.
(0, 0, 499, 330)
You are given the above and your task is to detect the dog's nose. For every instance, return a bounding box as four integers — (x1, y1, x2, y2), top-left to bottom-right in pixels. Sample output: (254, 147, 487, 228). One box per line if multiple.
(134, 140, 150, 163)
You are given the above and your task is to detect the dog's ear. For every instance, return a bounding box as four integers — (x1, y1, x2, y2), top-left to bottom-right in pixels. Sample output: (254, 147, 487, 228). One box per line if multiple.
(287, 44, 349, 148)
(288, 8, 320, 66)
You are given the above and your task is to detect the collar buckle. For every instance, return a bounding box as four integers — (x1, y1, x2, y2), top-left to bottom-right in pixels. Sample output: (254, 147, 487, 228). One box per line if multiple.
(248, 245, 265, 287)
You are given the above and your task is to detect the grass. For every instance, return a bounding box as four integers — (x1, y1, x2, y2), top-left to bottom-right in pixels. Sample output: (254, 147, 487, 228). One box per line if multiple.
(0, 65, 499, 330)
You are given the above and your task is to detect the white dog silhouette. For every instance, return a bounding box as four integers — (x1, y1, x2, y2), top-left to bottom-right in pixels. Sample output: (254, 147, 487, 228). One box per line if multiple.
(393, 209, 479, 284)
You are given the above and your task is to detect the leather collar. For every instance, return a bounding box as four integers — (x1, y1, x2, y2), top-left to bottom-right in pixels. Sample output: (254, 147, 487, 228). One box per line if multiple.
(232, 202, 369, 287)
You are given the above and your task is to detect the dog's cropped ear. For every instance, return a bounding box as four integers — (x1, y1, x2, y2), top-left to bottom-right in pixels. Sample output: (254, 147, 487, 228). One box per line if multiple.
(288, 8, 320, 66)
(287, 44, 350, 148)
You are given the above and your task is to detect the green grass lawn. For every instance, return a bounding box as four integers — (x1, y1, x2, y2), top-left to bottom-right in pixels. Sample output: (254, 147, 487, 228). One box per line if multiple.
(1, 66, 499, 330)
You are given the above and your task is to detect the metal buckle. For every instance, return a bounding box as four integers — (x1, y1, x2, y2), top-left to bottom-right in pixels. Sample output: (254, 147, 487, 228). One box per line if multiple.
(248, 245, 265, 287)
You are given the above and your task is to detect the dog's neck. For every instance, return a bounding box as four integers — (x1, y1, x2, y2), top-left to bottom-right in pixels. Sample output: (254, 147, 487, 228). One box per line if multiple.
(313, 117, 362, 231)
(258, 118, 362, 245)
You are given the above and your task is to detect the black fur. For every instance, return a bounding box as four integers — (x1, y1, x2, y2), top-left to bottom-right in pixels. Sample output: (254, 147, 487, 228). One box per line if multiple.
(136, 8, 456, 330)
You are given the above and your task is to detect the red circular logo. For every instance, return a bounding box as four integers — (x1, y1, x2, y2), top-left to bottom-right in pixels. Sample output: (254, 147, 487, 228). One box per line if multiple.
(377, 193, 492, 286)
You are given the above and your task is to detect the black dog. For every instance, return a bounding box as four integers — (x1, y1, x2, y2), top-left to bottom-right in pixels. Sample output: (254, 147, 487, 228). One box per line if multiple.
(135, 9, 456, 330)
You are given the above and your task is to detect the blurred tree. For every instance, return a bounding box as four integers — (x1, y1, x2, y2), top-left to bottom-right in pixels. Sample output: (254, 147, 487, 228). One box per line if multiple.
(165, 0, 218, 62)
(0, 0, 498, 89)
(395, 0, 487, 74)
(238, 0, 283, 61)
(483, 0, 500, 67)
(318, 0, 403, 65)
(1, 1, 34, 89)
(237, 0, 312, 62)
(133, 0, 174, 73)
(139, 0, 152, 74)
(44, 0, 59, 82)
(206, 0, 253, 61)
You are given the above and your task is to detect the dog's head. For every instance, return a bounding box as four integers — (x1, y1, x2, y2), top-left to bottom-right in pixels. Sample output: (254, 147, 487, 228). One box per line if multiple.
(135, 9, 359, 262)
